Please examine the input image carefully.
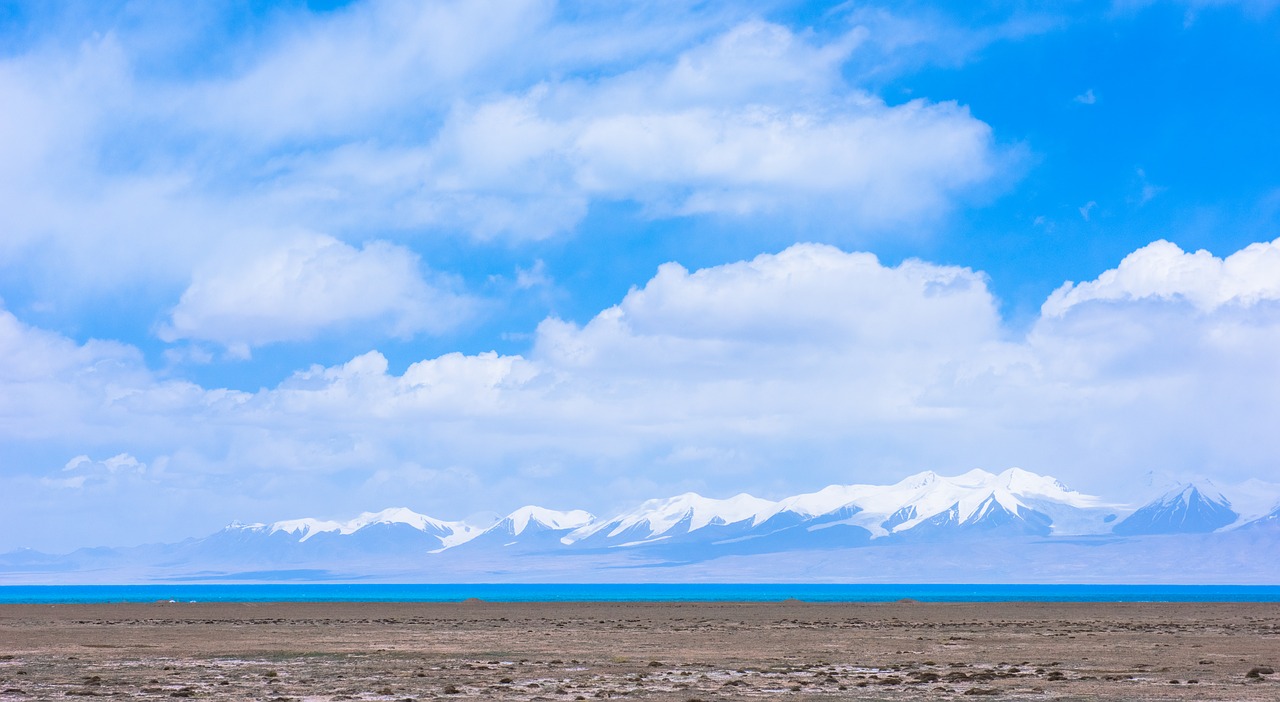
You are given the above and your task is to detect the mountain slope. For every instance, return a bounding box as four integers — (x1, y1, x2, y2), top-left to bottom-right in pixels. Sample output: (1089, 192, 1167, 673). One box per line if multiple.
(461, 507, 595, 552)
(761, 467, 1111, 539)
(4, 468, 1275, 584)
(1112, 483, 1237, 535)
(184, 508, 485, 566)
(562, 493, 778, 548)
(1239, 504, 1280, 530)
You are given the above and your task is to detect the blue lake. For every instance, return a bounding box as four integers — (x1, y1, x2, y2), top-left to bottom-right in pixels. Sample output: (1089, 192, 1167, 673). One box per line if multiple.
(2, 583, 1278, 604)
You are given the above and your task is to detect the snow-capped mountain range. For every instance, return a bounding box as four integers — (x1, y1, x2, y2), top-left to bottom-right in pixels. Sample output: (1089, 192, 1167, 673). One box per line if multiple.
(219, 468, 1276, 553)
(4, 468, 1278, 583)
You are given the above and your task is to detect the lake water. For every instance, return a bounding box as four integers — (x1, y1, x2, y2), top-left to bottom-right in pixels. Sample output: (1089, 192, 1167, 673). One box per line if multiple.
(2, 583, 1278, 604)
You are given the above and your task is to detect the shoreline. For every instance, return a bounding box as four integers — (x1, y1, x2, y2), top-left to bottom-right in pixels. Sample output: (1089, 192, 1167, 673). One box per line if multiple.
(3, 582, 1278, 605)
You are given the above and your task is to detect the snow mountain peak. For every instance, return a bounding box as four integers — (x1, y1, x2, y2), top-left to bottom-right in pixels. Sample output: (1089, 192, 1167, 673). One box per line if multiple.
(499, 506, 595, 536)
(226, 507, 484, 551)
(1166, 481, 1228, 506)
(1113, 481, 1237, 535)
(564, 492, 777, 545)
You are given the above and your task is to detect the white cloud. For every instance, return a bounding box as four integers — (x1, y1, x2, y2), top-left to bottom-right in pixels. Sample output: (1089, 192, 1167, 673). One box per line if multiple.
(47, 453, 146, 489)
(572, 98, 995, 223)
(182, 0, 556, 142)
(653, 20, 859, 105)
(0, 4, 1008, 303)
(421, 22, 1003, 234)
(534, 244, 1000, 376)
(1134, 167, 1164, 205)
(160, 233, 474, 352)
(831, 6, 1062, 79)
(1042, 238, 1280, 316)
(0, 305, 159, 442)
(5, 239, 1280, 550)
(514, 260, 552, 290)
(1074, 88, 1097, 104)
(192, 16, 1002, 241)
(220, 238, 1280, 510)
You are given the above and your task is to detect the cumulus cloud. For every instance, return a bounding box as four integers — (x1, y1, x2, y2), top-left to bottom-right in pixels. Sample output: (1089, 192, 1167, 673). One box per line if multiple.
(1042, 238, 1280, 316)
(0, 305, 162, 442)
(534, 244, 1000, 376)
(159, 234, 474, 354)
(225, 238, 1280, 507)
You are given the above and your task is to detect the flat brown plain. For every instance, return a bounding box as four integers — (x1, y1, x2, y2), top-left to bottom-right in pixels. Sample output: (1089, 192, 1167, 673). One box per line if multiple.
(0, 601, 1277, 701)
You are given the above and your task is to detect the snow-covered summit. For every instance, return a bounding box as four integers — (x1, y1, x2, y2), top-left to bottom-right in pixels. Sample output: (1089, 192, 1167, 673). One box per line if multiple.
(557, 468, 1108, 546)
(998, 467, 1077, 498)
(563, 492, 777, 545)
(247, 507, 481, 548)
(497, 506, 595, 536)
(761, 467, 1102, 537)
(1159, 481, 1228, 506)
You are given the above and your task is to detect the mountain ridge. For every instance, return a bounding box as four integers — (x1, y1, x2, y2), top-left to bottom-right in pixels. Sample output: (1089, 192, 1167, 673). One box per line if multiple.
(5, 468, 1279, 584)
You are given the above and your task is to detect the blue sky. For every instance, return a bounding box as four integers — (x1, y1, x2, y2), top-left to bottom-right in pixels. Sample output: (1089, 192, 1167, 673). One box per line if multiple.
(2, 0, 1279, 551)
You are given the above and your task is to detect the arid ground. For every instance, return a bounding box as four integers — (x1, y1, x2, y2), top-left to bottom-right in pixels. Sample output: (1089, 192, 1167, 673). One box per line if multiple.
(1, 601, 1277, 700)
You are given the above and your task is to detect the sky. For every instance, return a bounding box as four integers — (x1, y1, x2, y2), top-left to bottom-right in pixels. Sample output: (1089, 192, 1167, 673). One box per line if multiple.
(2, 0, 1279, 552)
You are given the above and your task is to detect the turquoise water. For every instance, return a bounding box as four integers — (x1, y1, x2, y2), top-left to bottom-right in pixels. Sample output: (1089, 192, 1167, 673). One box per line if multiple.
(1, 584, 1278, 604)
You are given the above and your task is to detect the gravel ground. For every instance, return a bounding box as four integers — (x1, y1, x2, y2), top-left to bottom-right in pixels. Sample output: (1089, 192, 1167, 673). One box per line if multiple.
(1, 600, 1277, 701)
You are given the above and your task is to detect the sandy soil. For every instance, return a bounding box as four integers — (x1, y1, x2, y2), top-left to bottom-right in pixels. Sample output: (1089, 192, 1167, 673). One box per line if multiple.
(0, 600, 1277, 700)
